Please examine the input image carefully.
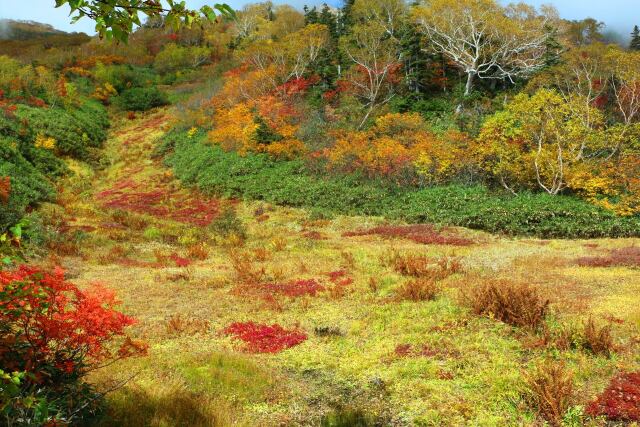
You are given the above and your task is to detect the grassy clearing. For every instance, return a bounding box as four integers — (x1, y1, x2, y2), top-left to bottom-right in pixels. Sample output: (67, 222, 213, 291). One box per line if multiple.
(38, 107, 640, 426)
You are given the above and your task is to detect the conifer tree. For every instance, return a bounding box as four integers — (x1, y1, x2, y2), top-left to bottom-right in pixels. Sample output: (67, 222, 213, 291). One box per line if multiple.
(631, 25, 640, 51)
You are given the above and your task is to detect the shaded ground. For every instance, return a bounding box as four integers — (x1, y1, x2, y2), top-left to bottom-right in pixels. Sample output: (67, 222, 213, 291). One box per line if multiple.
(42, 108, 640, 426)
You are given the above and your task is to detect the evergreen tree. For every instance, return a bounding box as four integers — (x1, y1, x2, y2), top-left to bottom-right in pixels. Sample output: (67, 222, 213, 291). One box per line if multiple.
(319, 4, 338, 40)
(304, 6, 319, 25)
(253, 116, 282, 146)
(631, 25, 640, 51)
(399, 22, 433, 95)
(543, 24, 563, 67)
(338, 0, 356, 36)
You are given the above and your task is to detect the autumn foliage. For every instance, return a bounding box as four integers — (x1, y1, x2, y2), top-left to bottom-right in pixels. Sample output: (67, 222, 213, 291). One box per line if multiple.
(0, 265, 144, 373)
(223, 321, 307, 353)
(586, 372, 640, 422)
(0, 265, 145, 421)
(324, 113, 467, 184)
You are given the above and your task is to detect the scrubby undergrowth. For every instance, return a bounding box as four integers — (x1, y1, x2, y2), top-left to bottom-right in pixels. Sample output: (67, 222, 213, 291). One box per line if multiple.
(164, 131, 640, 239)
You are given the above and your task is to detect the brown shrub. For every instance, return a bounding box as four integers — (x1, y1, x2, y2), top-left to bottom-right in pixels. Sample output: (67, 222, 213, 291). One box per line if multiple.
(389, 252, 464, 281)
(368, 277, 379, 293)
(186, 243, 209, 261)
(271, 237, 287, 252)
(533, 324, 578, 352)
(343, 224, 474, 246)
(390, 253, 431, 277)
(464, 280, 549, 329)
(341, 251, 356, 269)
(109, 209, 149, 231)
(524, 361, 574, 427)
(252, 247, 272, 262)
(583, 317, 615, 357)
(396, 278, 438, 302)
(165, 314, 210, 336)
(229, 250, 266, 286)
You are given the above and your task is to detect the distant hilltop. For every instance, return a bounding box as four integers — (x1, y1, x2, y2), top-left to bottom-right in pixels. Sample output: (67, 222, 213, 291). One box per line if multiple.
(0, 19, 90, 57)
(0, 19, 86, 40)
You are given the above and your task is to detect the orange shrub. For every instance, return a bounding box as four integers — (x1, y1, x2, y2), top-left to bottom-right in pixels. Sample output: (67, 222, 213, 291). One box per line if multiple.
(323, 113, 467, 183)
(464, 279, 549, 329)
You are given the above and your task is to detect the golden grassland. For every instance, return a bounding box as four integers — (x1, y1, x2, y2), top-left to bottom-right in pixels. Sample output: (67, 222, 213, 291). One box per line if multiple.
(37, 109, 640, 426)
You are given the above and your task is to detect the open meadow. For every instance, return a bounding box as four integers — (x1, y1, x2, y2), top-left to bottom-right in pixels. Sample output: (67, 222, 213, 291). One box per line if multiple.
(1, 0, 640, 425)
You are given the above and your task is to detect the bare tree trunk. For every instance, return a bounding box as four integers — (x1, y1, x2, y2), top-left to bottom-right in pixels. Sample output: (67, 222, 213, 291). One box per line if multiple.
(358, 105, 374, 130)
(456, 71, 475, 114)
(464, 71, 475, 97)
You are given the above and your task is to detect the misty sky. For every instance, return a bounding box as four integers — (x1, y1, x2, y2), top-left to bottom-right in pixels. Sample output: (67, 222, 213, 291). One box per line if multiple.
(0, 0, 638, 40)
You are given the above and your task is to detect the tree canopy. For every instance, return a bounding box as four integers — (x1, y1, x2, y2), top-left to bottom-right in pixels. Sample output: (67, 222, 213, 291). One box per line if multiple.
(54, 0, 235, 42)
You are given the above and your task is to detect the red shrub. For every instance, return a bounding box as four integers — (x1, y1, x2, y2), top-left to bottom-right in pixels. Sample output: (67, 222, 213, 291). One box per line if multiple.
(327, 269, 348, 282)
(223, 321, 307, 353)
(586, 372, 640, 422)
(344, 224, 473, 246)
(169, 253, 192, 268)
(576, 246, 640, 268)
(0, 265, 145, 380)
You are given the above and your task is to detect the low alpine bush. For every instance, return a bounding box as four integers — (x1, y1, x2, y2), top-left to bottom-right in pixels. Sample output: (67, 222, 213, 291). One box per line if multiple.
(223, 321, 307, 353)
(464, 279, 549, 330)
(116, 87, 169, 111)
(0, 265, 146, 424)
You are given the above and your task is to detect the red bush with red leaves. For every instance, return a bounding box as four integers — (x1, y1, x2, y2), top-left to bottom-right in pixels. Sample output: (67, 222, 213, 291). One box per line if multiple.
(96, 178, 220, 226)
(224, 321, 307, 353)
(586, 372, 640, 422)
(1, 265, 145, 374)
(0, 265, 146, 422)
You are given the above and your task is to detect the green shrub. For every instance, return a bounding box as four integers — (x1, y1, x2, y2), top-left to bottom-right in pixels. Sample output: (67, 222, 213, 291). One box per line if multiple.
(0, 138, 54, 232)
(209, 205, 247, 240)
(116, 87, 169, 111)
(164, 131, 640, 239)
(14, 101, 108, 159)
(94, 63, 158, 92)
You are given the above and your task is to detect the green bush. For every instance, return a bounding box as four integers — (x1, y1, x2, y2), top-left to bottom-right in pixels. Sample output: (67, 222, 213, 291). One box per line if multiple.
(1, 99, 107, 234)
(0, 138, 54, 232)
(164, 131, 640, 239)
(14, 101, 108, 159)
(116, 87, 169, 111)
(94, 63, 158, 92)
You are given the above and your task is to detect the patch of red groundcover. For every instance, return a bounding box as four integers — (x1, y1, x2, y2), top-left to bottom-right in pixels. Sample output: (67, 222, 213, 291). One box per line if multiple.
(587, 371, 640, 422)
(260, 279, 325, 298)
(343, 224, 473, 246)
(224, 322, 307, 353)
(576, 246, 640, 268)
(96, 178, 220, 226)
